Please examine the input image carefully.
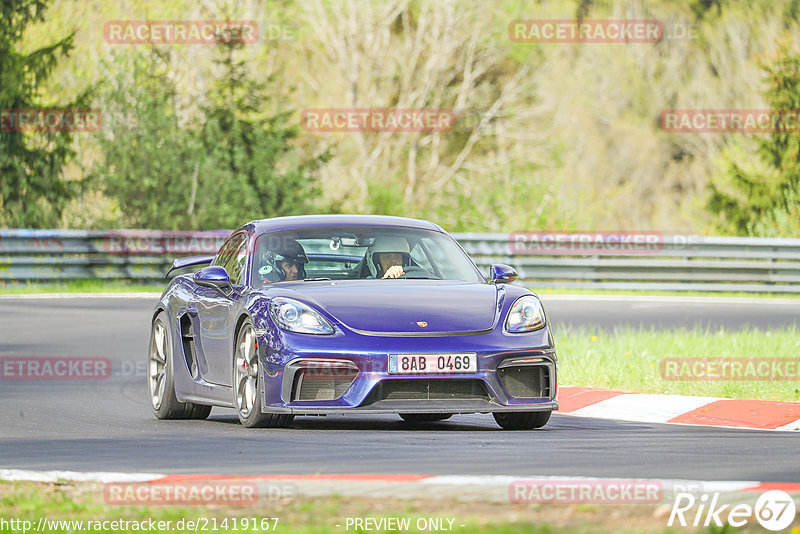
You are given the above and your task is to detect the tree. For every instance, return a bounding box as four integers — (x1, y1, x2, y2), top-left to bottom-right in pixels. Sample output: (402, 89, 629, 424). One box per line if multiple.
(93, 33, 326, 230)
(197, 39, 327, 228)
(0, 0, 89, 227)
(750, 184, 800, 236)
(708, 38, 800, 236)
(295, 0, 547, 231)
(92, 50, 201, 230)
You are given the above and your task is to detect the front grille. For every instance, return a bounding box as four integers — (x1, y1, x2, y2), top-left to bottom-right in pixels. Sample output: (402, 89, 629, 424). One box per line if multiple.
(293, 368, 357, 401)
(361, 379, 489, 405)
(498, 365, 550, 398)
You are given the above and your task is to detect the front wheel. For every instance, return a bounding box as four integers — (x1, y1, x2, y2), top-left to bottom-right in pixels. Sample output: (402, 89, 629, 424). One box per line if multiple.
(493, 410, 551, 430)
(233, 319, 294, 429)
(148, 312, 211, 420)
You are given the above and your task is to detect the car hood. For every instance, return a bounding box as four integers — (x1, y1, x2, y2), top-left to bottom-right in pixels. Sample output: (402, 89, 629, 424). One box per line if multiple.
(280, 280, 501, 335)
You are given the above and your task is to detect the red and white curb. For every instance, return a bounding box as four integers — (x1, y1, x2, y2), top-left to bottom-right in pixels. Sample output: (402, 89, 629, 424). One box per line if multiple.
(557, 386, 800, 431)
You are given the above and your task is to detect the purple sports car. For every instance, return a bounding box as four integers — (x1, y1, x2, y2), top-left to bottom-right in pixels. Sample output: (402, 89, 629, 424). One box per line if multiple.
(148, 215, 558, 429)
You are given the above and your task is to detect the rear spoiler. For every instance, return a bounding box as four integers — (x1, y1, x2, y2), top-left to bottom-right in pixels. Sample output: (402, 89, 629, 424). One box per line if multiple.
(165, 254, 215, 278)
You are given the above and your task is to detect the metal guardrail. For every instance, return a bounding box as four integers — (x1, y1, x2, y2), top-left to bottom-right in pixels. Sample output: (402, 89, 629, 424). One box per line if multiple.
(0, 230, 230, 283)
(1, 229, 799, 293)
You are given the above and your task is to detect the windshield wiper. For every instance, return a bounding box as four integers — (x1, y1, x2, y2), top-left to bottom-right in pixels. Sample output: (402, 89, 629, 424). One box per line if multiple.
(303, 277, 332, 281)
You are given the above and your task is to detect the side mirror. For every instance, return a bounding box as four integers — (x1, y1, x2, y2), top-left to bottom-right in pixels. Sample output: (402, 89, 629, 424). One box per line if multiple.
(194, 266, 232, 295)
(489, 263, 518, 284)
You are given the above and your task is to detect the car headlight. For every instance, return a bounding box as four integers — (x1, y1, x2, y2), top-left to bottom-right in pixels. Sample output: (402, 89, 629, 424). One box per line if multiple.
(269, 297, 335, 335)
(505, 296, 546, 333)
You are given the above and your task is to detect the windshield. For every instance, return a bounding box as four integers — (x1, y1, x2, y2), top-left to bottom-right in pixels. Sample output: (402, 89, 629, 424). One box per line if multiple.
(251, 225, 483, 285)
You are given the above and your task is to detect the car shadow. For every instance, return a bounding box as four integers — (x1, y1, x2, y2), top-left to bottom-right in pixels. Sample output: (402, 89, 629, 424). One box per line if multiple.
(203, 413, 549, 432)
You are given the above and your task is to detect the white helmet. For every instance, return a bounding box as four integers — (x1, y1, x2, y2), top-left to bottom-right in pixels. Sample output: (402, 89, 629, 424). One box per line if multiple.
(366, 236, 410, 277)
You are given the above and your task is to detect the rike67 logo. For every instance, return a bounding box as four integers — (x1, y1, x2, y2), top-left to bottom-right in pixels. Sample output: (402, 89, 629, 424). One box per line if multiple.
(669, 490, 796, 531)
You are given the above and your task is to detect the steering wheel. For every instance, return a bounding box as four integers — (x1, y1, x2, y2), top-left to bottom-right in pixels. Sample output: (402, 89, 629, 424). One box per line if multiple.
(398, 266, 434, 279)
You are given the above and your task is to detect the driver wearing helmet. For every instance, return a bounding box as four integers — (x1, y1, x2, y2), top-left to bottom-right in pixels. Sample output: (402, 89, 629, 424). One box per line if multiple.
(366, 236, 410, 279)
(258, 239, 308, 283)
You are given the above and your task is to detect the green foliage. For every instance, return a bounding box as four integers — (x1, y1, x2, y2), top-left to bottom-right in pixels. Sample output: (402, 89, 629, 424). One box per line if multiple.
(707, 141, 784, 232)
(0, 0, 89, 228)
(197, 41, 327, 229)
(366, 178, 405, 217)
(7, 0, 800, 233)
(92, 50, 200, 230)
(93, 37, 327, 230)
(690, 0, 723, 20)
(708, 38, 800, 236)
(749, 183, 800, 236)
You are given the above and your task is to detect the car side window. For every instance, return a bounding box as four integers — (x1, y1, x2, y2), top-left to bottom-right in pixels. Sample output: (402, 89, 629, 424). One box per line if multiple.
(213, 233, 249, 285)
(410, 239, 435, 272)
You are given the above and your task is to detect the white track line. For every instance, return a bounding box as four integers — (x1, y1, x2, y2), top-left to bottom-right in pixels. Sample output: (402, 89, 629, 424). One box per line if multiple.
(0, 469, 164, 483)
(775, 418, 800, 431)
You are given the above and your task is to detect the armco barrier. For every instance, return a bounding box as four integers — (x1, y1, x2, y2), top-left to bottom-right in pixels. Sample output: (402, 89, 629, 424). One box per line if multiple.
(0, 230, 229, 282)
(1, 229, 799, 293)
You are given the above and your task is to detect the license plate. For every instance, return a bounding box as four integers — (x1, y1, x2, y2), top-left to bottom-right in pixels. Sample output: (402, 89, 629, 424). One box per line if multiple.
(388, 353, 477, 374)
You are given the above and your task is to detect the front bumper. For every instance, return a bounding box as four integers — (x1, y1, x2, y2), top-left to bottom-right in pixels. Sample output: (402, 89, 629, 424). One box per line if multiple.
(260, 400, 559, 415)
(257, 329, 558, 415)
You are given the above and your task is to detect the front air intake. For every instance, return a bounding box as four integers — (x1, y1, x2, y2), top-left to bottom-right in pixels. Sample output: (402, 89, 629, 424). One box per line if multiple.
(293, 368, 358, 401)
(498, 365, 550, 398)
(286, 360, 359, 402)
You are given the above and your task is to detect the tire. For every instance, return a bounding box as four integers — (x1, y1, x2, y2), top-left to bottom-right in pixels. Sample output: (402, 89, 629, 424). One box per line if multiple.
(148, 311, 212, 420)
(233, 319, 294, 429)
(399, 413, 453, 423)
(493, 410, 551, 430)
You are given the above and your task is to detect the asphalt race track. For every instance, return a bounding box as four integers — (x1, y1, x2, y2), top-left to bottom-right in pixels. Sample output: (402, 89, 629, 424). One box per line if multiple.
(1, 295, 799, 481)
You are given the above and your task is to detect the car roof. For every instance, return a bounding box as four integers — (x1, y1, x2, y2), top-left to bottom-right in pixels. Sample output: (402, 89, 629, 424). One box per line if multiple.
(243, 214, 446, 235)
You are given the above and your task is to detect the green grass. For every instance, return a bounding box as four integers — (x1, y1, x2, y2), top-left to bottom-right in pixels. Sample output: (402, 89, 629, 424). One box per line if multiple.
(0, 481, 732, 534)
(557, 325, 800, 401)
(534, 287, 800, 299)
(0, 279, 165, 294)
(2, 280, 799, 299)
